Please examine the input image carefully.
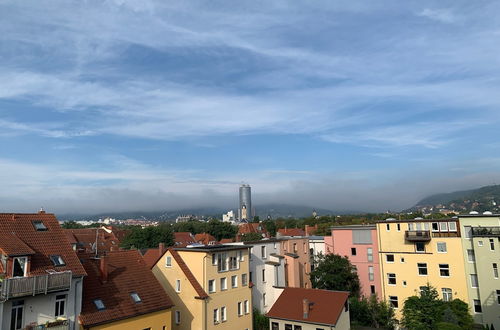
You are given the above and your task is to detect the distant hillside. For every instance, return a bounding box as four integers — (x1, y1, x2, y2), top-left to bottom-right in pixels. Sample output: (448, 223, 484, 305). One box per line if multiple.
(410, 185, 500, 213)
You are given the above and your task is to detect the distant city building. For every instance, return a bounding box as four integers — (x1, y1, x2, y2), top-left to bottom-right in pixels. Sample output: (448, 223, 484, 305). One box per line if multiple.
(222, 210, 236, 223)
(239, 184, 252, 222)
(175, 215, 194, 223)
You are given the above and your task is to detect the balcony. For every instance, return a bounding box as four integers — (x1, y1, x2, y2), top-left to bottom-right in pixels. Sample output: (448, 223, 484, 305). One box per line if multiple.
(0, 271, 72, 300)
(405, 230, 431, 242)
(471, 227, 500, 237)
(27, 320, 69, 330)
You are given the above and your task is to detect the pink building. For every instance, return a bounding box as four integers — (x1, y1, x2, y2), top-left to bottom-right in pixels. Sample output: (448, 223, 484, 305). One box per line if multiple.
(326, 225, 381, 298)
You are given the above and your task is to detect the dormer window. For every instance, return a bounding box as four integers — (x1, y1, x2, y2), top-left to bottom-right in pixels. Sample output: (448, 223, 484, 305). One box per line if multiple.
(94, 299, 106, 310)
(50, 255, 66, 266)
(130, 292, 142, 303)
(12, 257, 27, 277)
(33, 221, 47, 231)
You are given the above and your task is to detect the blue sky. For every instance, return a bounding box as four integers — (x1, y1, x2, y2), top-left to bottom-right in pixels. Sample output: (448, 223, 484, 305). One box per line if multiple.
(1, 0, 500, 213)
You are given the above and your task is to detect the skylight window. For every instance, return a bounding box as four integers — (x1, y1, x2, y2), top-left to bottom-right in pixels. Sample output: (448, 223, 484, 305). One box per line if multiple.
(33, 220, 47, 231)
(50, 255, 66, 266)
(94, 299, 106, 310)
(130, 292, 142, 303)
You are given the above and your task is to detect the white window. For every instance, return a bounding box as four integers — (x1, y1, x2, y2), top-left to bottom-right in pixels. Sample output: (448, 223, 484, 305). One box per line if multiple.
(478, 241, 484, 247)
(263, 293, 267, 306)
(437, 242, 447, 253)
(464, 226, 472, 238)
(400, 257, 405, 263)
(55, 294, 66, 317)
(239, 250, 244, 261)
(221, 306, 227, 322)
(175, 311, 181, 324)
(387, 273, 396, 285)
(242, 273, 248, 286)
(439, 222, 448, 232)
(439, 264, 450, 277)
(130, 292, 141, 303)
(217, 253, 228, 272)
(496, 290, 500, 305)
(490, 239, 495, 251)
(431, 222, 439, 232)
(368, 266, 374, 281)
(471, 274, 479, 288)
(415, 242, 425, 253)
(208, 279, 215, 293)
(424, 222, 430, 231)
(94, 299, 105, 310)
(238, 302, 243, 316)
(262, 269, 266, 282)
(397, 223, 401, 231)
(418, 263, 428, 276)
(50, 255, 66, 267)
(213, 308, 219, 324)
(386, 223, 390, 231)
(212, 253, 217, 265)
(166, 256, 172, 267)
(474, 299, 482, 313)
(408, 223, 414, 231)
(175, 279, 181, 292)
(389, 296, 398, 308)
(448, 222, 457, 232)
(231, 275, 238, 288)
(493, 263, 499, 279)
(442, 288, 452, 302)
(467, 249, 475, 262)
(244, 300, 249, 314)
(386, 254, 395, 263)
(261, 246, 267, 259)
(220, 277, 227, 290)
(367, 248, 373, 262)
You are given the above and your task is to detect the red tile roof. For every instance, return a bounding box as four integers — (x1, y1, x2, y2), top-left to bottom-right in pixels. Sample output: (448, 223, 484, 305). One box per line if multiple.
(219, 238, 234, 244)
(0, 233, 35, 256)
(266, 287, 349, 326)
(142, 248, 162, 268)
(169, 249, 208, 299)
(64, 228, 121, 254)
(238, 223, 268, 236)
(0, 212, 86, 276)
(174, 232, 196, 247)
(79, 250, 174, 327)
(194, 233, 217, 245)
(278, 228, 306, 237)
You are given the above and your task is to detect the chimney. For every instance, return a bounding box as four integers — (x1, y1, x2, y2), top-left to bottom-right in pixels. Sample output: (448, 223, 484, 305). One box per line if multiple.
(303, 299, 309, 319)
(100, 255, 108, 283)
(159, 242, 165, 257)
(305, 225, 309, 236)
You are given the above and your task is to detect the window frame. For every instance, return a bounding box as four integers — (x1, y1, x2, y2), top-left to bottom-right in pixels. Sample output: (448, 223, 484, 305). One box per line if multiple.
(387, 273, 396, 285)
(55, 294, 66, 317)
(436, 242, 447, 253)
(417, 263, 428, 276)
(439, 264, 450, 277)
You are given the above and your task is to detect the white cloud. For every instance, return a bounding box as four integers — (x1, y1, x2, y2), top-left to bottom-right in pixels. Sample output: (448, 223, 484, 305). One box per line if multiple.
(418, 8, 457, 24)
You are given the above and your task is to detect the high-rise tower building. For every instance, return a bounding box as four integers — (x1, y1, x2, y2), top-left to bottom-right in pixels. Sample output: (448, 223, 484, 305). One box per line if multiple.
(239, 184, 252, 222)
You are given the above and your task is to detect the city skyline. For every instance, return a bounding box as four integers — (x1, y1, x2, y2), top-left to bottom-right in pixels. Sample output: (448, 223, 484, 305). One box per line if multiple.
(1, 1, 500, 214)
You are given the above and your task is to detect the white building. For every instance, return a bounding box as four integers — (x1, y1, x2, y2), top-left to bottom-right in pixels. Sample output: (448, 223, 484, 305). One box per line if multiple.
(227, 239, 286, 313)
(308, 235, 325, 271)
(0, 211, 87, 330)
(222, 210, 236, 223)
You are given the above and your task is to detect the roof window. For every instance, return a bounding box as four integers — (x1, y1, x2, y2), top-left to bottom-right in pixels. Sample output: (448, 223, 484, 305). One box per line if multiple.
(130, 292, 142, 303)
(94, 299, 106, 310)
(50, 255, 66, 266)
(33, 220, 47, 231)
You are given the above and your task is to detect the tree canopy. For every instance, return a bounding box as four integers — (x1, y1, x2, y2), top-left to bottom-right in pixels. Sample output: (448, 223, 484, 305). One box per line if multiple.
(401, 285, 473, 330)
(120, 224, 174, 249)
(310, 253, 360, 297)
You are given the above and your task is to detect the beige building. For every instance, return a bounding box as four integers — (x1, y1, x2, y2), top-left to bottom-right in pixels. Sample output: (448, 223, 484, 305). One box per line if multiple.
(151, 245, 253, 330)
(266, 287, 350, 329)
(280, 237, 312, 289)
(459, 214, 500, 328)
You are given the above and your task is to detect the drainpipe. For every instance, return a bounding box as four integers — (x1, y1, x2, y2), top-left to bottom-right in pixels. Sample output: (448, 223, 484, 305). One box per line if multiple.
(203, 255, 207, 330)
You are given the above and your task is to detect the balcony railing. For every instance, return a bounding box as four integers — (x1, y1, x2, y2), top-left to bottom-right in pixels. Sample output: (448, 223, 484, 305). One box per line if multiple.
(405, 230, 431, 242)
(471, 227, 500, 237)
(0, 271, 72, 300)
(27, 320, 69, 330)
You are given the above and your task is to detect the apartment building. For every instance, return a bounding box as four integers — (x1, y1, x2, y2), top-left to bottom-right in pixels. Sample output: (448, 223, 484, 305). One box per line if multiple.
(0, 211, 87, 330)
(328, 225, 381, 298)
(459, 214, 500, 328)
(376, 217, 468, 319)
(280, 237, 312, 289)
(78, 250, 173, 330)
(227, 239, 286, 313)
(151, 245, 252, 330)
(266, 287, 350, 330)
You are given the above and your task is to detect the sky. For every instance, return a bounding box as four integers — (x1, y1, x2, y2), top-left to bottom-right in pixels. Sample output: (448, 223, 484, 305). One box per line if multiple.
(1, 0, 500, 214)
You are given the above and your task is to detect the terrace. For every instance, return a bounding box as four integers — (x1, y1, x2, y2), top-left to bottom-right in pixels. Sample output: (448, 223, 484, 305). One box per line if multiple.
(0, 271, 72, 300)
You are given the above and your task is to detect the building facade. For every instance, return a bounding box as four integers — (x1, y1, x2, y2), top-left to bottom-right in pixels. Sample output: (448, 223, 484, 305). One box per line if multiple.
(151, 245, 253, 330)
(328, 225, 381, 298)
(280, 238, 312, 289)
(376, 218, 468, 319)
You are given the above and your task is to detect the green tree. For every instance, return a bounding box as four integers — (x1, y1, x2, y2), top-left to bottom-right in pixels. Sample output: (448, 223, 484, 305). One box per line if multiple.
(401, 285, 473, 330)
(262, 220, 277, 237)
(206, 220, 238, 241)
(61, 221, 85, 229)
(120, 224, 174, 249)
(349, 295, 396, 329)
(240, 232, 263, 242)
(310, 253, 360, 297)
(252, 308, 269, 330)
(252, 216, 260, 223)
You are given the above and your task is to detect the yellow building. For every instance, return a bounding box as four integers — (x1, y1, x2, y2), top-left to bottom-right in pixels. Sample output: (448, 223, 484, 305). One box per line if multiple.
(376, 218, 469, 319)
(79, 250, 173, 330)
(152, 245, 253, 330)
